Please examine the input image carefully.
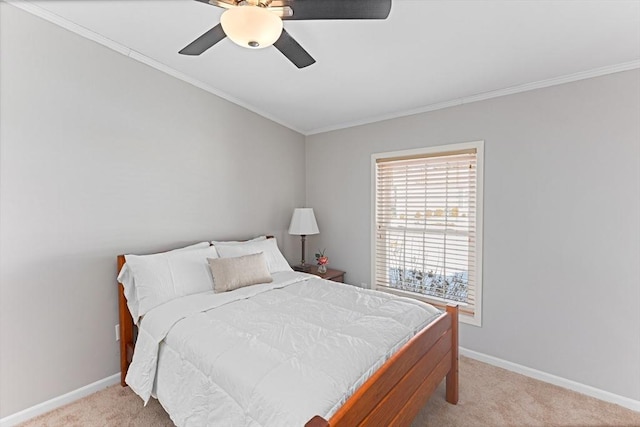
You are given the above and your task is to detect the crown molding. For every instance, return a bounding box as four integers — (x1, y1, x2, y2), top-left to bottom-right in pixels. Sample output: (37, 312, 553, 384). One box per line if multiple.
(5, 0, 639, 137)
(306, 59, 640, 135)
(4, 0, 306, 136)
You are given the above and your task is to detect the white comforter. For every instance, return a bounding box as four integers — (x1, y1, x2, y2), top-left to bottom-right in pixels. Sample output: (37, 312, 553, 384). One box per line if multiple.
(126, 271, 441, 426)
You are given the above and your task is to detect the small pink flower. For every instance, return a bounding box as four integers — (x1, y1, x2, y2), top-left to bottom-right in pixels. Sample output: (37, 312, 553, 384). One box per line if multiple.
(315, 249, 328, 266)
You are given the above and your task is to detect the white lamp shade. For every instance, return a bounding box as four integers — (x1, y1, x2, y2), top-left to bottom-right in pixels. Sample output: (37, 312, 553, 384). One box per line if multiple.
(288, 208, 319, 235)
(220, 6, 283, 49)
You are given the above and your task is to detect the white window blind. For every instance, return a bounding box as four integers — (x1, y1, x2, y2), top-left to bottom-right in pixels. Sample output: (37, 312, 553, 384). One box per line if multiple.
(373, 142, 483, 325)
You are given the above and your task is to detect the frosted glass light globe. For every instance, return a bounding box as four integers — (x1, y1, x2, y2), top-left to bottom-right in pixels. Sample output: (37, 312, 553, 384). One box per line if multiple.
(221, 6, 283, 49)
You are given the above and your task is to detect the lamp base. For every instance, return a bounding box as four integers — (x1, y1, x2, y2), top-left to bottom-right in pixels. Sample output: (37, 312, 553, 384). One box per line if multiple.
(292, 264, 312, 272)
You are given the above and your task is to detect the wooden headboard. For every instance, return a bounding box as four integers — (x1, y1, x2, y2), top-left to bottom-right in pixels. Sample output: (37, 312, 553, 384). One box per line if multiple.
(117, 255, 134, 386)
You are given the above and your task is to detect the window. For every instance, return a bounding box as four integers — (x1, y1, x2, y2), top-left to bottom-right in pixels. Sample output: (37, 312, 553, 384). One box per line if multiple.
(372, 141, 484, 326)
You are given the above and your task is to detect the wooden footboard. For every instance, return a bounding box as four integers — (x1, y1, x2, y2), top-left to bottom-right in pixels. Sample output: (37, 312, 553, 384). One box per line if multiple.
(305, 304, 459, 427)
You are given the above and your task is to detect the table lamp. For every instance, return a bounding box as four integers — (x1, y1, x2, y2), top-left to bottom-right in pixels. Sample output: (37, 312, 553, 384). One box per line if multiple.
(288, 208, 319, 272)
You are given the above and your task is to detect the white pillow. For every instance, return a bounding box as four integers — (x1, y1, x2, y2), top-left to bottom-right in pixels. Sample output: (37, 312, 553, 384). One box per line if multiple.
(214, 237, 292, 273)
(118, 242, 211, 324)
(210, 235, 266, 245)
(123, 243, 218, 319)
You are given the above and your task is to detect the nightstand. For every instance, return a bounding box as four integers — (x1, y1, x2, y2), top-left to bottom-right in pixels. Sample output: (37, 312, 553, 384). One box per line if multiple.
(307, 266, 345, 283)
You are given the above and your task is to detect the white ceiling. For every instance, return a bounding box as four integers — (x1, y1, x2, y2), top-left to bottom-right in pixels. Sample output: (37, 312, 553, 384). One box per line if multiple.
(17, 0, 640, 134)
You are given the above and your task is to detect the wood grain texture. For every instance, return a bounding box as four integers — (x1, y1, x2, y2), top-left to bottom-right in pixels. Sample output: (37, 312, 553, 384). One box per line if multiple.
(359, 334, 452, 426)
(390, 353, 452, 426)
(117, 255, 134, 387)
(361, 334, 451, 426)
(446, 303, 459, 404)
(326, 305, 458, 427)
(304, 415, 331, 427)
(307, 265, 345, 283)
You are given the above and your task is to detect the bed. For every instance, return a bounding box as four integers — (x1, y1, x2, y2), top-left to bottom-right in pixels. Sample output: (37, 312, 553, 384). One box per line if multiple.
(117, 237, 458, 426)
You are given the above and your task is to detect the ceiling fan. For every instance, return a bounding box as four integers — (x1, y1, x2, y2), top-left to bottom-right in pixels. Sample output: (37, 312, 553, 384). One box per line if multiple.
(179, 0, 392, 68)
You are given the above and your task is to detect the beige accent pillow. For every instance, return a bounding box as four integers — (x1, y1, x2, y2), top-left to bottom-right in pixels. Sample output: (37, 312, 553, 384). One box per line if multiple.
(207, 252, 273, 293)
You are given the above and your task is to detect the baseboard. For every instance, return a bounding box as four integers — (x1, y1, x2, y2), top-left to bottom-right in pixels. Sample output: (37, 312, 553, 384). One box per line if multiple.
(460, 347, 640, 412)
(3, 351, 639, 424)
(0, 373, 120, 427)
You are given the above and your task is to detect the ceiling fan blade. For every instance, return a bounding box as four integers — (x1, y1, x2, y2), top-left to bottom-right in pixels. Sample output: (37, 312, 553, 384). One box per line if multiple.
(268, 6, 294, 18)
(209, 0, 236, 9)
(279, 0, 392, 20)
(193, 0, 234, 8)
(273, 29, 316, 68)
(179, 24, 227, 55)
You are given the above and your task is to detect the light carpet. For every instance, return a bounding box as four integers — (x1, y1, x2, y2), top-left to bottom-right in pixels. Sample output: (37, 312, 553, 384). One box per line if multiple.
(19, 356, 640, 427)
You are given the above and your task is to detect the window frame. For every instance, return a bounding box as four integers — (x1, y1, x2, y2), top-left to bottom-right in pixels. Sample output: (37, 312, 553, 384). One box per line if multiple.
(371, 140, 484, 327)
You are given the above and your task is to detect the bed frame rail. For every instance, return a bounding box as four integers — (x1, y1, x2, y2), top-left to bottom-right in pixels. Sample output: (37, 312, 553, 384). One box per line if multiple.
(117, 255, 135, 386)
(306, 304, 459, 427)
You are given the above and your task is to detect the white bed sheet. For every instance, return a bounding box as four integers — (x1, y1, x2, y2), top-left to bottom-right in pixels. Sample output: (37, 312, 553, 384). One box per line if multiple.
(126, 271, 441, 427)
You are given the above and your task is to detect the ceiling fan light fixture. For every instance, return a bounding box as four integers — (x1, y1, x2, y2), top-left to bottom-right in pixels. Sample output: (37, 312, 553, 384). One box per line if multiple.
(221, 5, 283, 49)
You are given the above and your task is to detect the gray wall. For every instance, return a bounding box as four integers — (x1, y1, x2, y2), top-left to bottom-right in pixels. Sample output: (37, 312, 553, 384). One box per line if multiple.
(0, 4, 305, 417)
(2, 1, 639, 418)
(306, 70, 640, 401)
